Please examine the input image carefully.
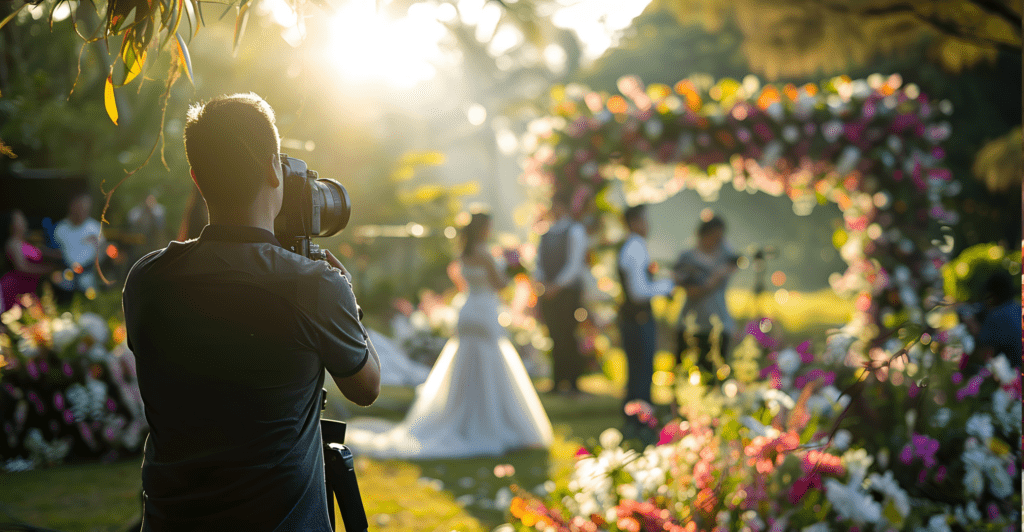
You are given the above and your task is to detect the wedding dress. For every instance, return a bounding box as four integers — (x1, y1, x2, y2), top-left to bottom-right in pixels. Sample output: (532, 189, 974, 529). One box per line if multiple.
(343, 261, 553, 459)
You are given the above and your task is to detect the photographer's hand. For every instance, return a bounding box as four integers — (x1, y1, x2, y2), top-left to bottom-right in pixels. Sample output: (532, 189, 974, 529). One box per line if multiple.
(324, 250, 353, 282)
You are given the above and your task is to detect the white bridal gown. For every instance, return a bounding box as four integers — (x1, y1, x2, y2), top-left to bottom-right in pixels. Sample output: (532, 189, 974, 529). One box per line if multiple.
(343, 261, 553, 459)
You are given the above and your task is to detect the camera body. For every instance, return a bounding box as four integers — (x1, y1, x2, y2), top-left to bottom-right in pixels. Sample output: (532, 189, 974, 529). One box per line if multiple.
(273, 154, 352, 260)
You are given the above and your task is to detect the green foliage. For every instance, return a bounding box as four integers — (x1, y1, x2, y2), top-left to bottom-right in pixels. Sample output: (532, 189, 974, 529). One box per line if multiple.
(648, 0, 1021, 80)
(941, 243, 1022, 303)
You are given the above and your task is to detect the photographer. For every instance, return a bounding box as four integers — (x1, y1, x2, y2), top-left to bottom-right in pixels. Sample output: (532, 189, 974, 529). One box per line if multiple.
(673, 215, 738, 382)
(122, 93, 380, 531)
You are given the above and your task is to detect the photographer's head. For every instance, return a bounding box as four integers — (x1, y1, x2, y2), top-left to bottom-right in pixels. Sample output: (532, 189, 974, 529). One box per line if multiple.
(697, 215, 726, 252)
(623, 204, 648, 238)
(184, 93, 283, 230)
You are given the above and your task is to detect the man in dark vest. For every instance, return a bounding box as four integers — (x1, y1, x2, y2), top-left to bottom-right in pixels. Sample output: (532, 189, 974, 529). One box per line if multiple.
(617, 204, 673, 429)
(535, 192, 588, 395)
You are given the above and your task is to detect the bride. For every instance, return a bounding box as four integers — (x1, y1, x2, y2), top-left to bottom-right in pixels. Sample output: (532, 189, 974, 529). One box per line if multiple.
(344, 211, 553, 459)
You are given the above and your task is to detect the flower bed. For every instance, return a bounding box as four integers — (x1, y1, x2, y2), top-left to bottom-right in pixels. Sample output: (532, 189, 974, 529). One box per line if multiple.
(0, 295, 146, 471)
(508, 319, 1021, 531)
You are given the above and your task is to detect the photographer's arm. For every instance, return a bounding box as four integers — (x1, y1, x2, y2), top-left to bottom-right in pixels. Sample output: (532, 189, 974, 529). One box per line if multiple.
(333, 338, 380, 407)
(323, 250, 381, 406)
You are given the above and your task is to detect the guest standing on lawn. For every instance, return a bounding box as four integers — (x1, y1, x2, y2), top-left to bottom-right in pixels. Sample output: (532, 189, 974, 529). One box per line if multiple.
(617, 204, 674, 436)
(673, 215, 738, 382)
(123, 92, 380, 531)
(535, 192, 589, 395)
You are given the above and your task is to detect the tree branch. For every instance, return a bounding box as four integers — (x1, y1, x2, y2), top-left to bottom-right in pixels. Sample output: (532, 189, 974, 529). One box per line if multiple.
(818, 0, 1022, 51)
(970, 0, 1022, 32)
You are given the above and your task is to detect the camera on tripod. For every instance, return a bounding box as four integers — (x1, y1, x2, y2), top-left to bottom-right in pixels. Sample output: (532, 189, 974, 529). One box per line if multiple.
(273, 154, 352, 260)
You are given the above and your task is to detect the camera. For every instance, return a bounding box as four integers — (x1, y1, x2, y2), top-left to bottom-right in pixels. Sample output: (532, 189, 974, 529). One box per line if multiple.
(273, 154, 352, 260)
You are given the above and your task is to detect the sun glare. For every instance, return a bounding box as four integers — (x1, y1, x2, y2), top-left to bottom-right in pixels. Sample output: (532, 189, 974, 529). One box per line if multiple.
(320, 1, 446, 89)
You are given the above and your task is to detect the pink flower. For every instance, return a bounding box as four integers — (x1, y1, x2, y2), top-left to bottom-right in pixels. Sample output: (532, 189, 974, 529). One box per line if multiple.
(789, 472, 822, 504)
(575, 446, 591, 458)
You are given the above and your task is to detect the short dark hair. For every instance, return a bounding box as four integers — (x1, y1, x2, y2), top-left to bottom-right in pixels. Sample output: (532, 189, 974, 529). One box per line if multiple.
(623, 204, 647, 226)
(697, 216, 725, 236)
(184, 93, 280, 210)
(984, 269, 1016, 304)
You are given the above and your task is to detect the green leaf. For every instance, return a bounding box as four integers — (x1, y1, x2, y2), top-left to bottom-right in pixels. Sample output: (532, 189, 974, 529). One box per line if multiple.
(0, 4, 26, 30)
(175, 33, 194, 85)
(104, 75, 119, 125)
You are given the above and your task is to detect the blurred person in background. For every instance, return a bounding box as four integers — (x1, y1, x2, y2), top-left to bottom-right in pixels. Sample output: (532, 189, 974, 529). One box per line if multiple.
(960, 269, 1022, 371)
(617, 204, 674, 437)
(535, 192, 588, 395)
(673, 215, 738, 383)
(53, 192, 104, 303)
(1, 210, 59, 311)
(126, 191, 168, 265)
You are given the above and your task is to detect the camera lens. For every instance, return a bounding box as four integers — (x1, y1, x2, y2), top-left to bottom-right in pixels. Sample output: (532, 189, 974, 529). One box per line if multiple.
(312, 178, 351, 237)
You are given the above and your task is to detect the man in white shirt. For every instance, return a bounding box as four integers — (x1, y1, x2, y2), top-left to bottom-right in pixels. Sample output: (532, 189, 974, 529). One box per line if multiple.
(53, 193, 105, 302)
(617, 204, 674, 418)
(535, 193, 589, 394)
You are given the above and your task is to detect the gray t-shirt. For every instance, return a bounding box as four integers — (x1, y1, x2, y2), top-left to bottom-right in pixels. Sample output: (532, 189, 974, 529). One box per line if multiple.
(123, 225, 369, 531)
(674, 245, 736, 334)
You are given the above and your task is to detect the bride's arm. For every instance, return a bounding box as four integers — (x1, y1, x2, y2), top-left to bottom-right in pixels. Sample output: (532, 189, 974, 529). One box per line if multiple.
(480, 247, 508, 291)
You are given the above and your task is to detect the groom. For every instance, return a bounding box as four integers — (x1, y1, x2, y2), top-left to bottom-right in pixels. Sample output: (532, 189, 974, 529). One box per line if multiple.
(617, 204, 674, 434)
(535, 192, 588, 394)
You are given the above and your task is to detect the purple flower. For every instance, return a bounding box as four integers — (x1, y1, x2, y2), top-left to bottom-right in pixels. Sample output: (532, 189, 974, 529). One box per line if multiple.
(934, 465, 947, 483)
(62, 362, 73, 377)
(912, 434, 939, 467)
(899, 444, 914, 465)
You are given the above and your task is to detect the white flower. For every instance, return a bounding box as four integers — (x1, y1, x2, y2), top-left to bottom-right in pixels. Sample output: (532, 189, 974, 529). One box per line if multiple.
(966, 414, 994, 442)
(991, 389, 1022, 433)
(51, 316, 81, 352)
(599, 427, 622, 450)
(930, 408, 951, 429)
(824, 477, 882, 525)
(868, 470, 911, 522)
(800, 524, 829, 532)
(842, 448, 873, 485)
(78, 312, 110, 344)
(777, 348, 801, 376)
(927, 514, 952, 532)
(962, 467, 984, 498)
(984, 457, 1014, 498)
(988, 355, 1017, 384)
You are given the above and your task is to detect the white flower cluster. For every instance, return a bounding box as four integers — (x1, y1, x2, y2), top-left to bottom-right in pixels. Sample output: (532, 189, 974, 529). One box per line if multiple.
(65, 378, 109, 423)
(824, 448, 881, 525)
(960, 438, 1014, 499)
(51, 312, 81, 353)
(867, 470, 911, 527)
(564, 428, 678, 518)
(23, 428, 71, 466)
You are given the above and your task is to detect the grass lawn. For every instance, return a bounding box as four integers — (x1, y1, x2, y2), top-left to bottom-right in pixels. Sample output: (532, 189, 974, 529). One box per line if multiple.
(0, 376, 625, 532)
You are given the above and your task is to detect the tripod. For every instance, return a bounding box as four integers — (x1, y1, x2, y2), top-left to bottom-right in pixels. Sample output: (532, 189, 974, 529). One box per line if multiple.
(321, 390, 369, 532)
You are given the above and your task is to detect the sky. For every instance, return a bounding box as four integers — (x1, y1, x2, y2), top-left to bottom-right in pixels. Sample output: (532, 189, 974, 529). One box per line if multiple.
(260, 0, 655, 89)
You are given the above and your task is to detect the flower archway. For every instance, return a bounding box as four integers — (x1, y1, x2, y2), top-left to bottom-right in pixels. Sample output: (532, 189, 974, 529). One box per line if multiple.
(521, 72, 960, 363)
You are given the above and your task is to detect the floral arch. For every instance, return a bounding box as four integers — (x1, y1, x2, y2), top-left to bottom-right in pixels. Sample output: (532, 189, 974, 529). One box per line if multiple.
(521, 73, 961, 364)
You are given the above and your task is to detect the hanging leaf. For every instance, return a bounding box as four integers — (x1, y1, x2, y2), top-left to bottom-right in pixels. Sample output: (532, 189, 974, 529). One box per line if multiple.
(232, 1, 251, 55)
(121, 42, 146, 85)
(0, 4, 27, 30)
(175, 32, 194, 85)
(104, 75, 119, 125)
